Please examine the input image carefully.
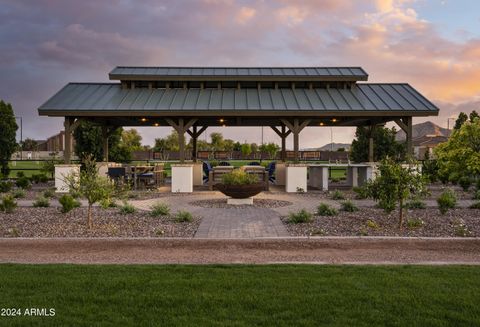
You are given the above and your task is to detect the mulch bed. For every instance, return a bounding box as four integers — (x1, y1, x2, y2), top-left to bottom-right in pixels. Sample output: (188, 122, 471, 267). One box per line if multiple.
(189, 198, 292, 209)
(0, 207, 200, 238)
(282, 208, 480, 237)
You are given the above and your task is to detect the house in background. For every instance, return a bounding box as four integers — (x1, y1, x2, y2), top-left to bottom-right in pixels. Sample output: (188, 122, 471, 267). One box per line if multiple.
(413, 134, 449, 159)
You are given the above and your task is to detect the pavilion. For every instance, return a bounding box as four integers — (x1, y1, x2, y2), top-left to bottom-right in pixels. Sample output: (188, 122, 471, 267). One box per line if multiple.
(38, 66, 439, 164)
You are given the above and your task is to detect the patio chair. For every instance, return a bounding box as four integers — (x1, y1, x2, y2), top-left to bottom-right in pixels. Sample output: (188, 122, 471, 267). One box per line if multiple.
(107, 167, 126, 182)
(265, 161, 276, 183)
(218, 161, 231, 166)
(248, 161, 261, 166)
(202, 161, 212, 183)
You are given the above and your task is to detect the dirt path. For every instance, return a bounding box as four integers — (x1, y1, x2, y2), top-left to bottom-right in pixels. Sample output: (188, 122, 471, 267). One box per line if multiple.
(1, 238, 479, 264)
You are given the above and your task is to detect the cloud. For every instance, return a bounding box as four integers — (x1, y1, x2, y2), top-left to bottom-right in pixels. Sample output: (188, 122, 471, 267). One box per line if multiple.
(0, 0, 479, 145)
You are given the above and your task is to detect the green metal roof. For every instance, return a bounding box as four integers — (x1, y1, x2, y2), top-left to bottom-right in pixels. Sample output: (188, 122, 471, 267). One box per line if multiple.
(38, 82, 438, 117)
(109, 66, 369, 82)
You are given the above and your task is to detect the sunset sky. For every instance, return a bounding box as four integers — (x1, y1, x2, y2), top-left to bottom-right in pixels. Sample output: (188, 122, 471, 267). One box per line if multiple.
(1, 0, 479, 148)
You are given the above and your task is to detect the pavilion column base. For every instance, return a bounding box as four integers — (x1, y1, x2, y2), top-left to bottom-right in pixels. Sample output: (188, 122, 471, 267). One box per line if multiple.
(285, 164, 308, 193)
(54, 164, 81, 193)
(171, 164, 193, 193)
(227, 197, 253, 205)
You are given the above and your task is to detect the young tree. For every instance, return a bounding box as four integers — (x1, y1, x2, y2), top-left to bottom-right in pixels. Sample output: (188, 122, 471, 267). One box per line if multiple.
(350, 126, 405, 163)
(65, 156, 116, 229)
(435, 117, 480, 186)
(0, 100, 18, 177)
(121, 129, 142, 152)
(366, 157, 427, 229)
(265, 142, 280, 159)
(20, 138, 38, 151)
(240, 143, 252, 158)
(73, 121, 130, 162)
(454, 112, 469, 130)
(210, 132, 224, 151)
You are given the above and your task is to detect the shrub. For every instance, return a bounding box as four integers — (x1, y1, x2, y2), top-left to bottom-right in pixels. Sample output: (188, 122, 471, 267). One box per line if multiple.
(33, 196, 50, 208)
(175, 210, 193, 222)
(458, 177, 472, 191)
(469, 201, 480, 209)
(59, 194, 80, 213)
(452, 218, 471, 237)
(0, 194, 17, 213)
(221, 169, 258, 185)
(11, 189, 26, 199)
(119, 202, 136, 215)
(150, 203, 170, 217)
(0, 180, 14, 193)
(473, 190, 480, 200)
(317, 203, 338, 216)
(405, 198, 427, 209)
(288, 209, 313, 223)
(42, 188, 56, 199)
(30, 173, 49, 184)
(330, 177, 340, 183)
(100, 198, 117, 209)
(366, 219, 379, 229)
(407, 218, 424, 229)
(341, 200, 359, 212)
(352, 186, 369, 199)
(330, 190, 345, 200)
(16, 171, 25, 178)
(15, 176, 31, 190)
(437, 189, 456, 214)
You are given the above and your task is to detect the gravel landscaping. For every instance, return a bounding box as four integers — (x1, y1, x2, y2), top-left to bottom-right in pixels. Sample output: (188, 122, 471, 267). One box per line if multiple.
(189, 198, 292, 208)
(0, 207, 200, 238)
(282, 207, 480, 237)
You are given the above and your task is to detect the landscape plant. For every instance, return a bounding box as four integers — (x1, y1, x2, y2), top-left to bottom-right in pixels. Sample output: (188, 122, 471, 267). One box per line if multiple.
(437, 189, 457, 214)
(58, 194, 81, 213)
(366, 157, 427, 229)
(340, 200, 359, 212)
(15, 176, 31, 190)
(330, 190, 345, 200)
(221, 169, 258, 185)
(119, 202, 136, 215)
(33, 196, 50, 208)
(42, 188, 56, 199)
(0, 180, 13, 193)
(317, 203, 338, 216)
(150, 203, 170, 217)
(11, 189, 26, 199)
(65, 155, 116, 228)
(0, 194, 17, 213)
(435, 117, 480, 187)
(0, 100, 18, 177)
(405, 198, 427, 209)
(175, 210, 193, 222)
(288, 209, 313, 223)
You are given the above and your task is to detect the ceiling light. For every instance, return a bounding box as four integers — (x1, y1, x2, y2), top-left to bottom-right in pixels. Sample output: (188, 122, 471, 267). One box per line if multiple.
(219, 118, 225, 123)
(140, 118, 147, 122)
(154, 122, 159, 127)
(331, 118, 337, 123)
(319, 122, 325, 126)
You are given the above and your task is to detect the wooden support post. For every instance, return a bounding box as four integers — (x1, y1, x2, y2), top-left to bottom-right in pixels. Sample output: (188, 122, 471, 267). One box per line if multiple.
(271, 125, 292, 162)
(102, 126, 109, 162)
(187, 125, 207, 163)
(280, 118, 311, 163)
(394, 117, 414, 158)
(368, 125, 376, 162)
(63, 117, 74, 164)
(405, 116, 413, 157)
(166, 118, 199, 163)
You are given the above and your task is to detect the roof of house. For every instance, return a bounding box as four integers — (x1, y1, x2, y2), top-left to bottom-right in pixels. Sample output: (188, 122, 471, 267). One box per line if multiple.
(38, 82, 438, 117)
(109, 66, 369, 82)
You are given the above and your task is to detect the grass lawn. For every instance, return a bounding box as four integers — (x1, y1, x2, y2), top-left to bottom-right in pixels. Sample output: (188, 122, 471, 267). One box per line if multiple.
(0, 264, 479, 326)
